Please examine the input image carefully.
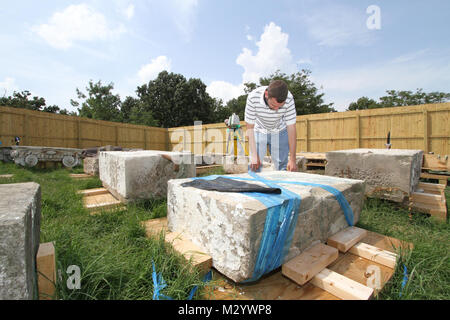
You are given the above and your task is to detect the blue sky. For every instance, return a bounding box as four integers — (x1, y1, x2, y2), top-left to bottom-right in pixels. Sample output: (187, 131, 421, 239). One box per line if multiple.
(1, 0, 449, 113)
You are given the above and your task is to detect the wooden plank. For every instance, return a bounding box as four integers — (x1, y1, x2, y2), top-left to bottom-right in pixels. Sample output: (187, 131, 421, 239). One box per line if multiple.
(36, 242, 56, 300)
(141, 217, 168, 237)
(282, 243, 338, 285)
(327, 226, 368, 253)
(348, 242, 397, 268)
(0, 174, 13, 179)
(70, 173, 93, 179)
(196, 164, 222, 175)
(77, 188, 109, 196)
(411, 192, 445, 207)
(310, 268, 374, 300)
(165, 232, 212, 275)
(417, 182, 445, 195)
(422, 154, 450, 172)
(205, 230, 413, 300)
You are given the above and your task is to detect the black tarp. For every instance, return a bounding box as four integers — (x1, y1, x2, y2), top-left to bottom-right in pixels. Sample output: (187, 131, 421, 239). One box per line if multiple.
(181, 177, 281, 194)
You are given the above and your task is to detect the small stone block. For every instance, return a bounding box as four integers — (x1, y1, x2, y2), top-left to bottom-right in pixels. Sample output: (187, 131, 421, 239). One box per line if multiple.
(327, 226, 368, 253)
(282, 243, 338, 285)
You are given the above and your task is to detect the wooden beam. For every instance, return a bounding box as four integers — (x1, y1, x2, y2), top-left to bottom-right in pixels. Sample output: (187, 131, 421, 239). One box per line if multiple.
(77, 188, 109, 196)
(310, 268, 374, 300)
(348, 242, 397, 268)
(282, 243, 338, 285)
(165, 232, 212, 275)
(141, 217, 168, 237)
(327, 227, 368, 253)
(37, 242, 56, 300)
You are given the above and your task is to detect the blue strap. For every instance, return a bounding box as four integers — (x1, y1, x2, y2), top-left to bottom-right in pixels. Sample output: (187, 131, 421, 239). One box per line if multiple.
(189, 173, 355, 282)
(399, 264, 408, 297)
(152, 261, 173, 300)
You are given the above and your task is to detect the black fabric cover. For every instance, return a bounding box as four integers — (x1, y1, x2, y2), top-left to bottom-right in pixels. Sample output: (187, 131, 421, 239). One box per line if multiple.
(181, 177, 281, 194)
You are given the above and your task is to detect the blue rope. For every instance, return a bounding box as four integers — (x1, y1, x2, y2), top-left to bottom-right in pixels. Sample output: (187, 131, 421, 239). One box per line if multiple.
(399, 264, 408, 297)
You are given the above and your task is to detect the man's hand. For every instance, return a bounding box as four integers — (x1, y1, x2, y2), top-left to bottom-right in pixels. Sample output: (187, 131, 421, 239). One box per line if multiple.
(249, 155, 261, 172)
(286, 158, 298, 172)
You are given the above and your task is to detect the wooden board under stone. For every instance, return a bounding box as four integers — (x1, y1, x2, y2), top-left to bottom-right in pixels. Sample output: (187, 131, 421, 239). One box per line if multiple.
(327, 226, 368, 253)
(282, 243, 338, 285)
(37, 242, 56, 300)
(81, 188, 125, 214)
(205, 230, 412, 300)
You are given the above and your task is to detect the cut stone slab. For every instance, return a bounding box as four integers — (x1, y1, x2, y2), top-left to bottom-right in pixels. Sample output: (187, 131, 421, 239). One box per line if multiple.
(167, 171, 365, 283)
(0, 182, 41, 300)
(223, 156, 273, 174)
(99, 150, 196, 203)
(83, 156, 99, 176)
(325, 148, 423, 203)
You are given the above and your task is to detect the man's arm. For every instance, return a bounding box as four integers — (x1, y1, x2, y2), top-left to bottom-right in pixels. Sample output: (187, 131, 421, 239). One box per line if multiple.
(286, 123, 297, 172)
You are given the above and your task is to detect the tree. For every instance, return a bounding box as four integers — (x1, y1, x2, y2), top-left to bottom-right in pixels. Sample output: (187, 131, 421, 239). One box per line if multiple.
(0, 90, 46, 111)
(259, 70, 336, 115)
(121, 96, 158, 127)
(136, 71, 216, 127)
(347, 97, 379, 111)
(346, 89, 450, 110)
(72, 80, 122, 122)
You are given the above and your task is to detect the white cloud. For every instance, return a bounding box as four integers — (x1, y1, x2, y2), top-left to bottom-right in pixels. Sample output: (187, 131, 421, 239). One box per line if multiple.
(125, 4, 135, 19)
(170, 0, 199, 41)
(236, 22, 297, 83)
(303, 5, 376, 47)
(208, 22, 297, 103)
(32, 4, 126, 49)
(206, 81, 245, 103)
(0, 77, 19, 95)
(313, 50, 450, 111)
(137, 56, 172, 84)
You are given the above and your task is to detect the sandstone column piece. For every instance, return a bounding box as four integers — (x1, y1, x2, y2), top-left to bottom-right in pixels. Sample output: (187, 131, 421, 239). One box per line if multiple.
(167, 171, 365, 283)
(325, 148, 423, 203)
(0, 182, 41, 300)
(99, 150, 196, 202)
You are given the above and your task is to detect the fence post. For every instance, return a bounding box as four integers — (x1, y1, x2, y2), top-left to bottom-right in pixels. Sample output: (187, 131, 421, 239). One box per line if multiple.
(305, 119, 309, 152)
(356, 114, 361, 148)
(423, 110, 428, 153)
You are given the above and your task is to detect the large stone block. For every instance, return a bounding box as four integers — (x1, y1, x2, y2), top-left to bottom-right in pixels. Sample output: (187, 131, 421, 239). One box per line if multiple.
(99, 150, 196, 202)
(325, 148, 423, 203)
(167, 171, 365, 282)
(0, 182, 41, 300)
(83, 156, 99, 176)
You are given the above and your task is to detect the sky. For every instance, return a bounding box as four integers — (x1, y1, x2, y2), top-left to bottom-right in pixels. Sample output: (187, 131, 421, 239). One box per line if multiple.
(1, 0, 449, 113)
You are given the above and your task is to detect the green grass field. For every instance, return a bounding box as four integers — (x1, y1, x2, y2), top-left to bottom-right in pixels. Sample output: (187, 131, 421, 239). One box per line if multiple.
(0, 162, 448, 300)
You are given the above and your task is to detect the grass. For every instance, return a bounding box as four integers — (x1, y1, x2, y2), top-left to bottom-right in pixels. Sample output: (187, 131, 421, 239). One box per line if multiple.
(0, 161, 448, 300)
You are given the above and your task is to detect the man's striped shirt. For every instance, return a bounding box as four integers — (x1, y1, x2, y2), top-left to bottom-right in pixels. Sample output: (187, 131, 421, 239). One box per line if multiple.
(244, 86, 297, 133)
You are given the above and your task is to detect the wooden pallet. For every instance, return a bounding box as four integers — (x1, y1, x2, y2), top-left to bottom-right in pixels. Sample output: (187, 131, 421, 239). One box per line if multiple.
(410, 182, 447, 221)
(79, 187, 125, 214)
(142, 217, 412, 300)
(422, 153, 449, 172)
(420, 172, 449, 187)
(204, 228, 412, 300)
(297, 152, 327, 171)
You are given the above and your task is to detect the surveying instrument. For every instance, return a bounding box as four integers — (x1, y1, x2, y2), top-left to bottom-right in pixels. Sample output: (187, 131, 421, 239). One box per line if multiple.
(225, 113, 248, 156)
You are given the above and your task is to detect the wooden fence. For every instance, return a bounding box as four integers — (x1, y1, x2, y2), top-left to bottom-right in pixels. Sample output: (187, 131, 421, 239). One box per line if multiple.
(167, 103, 450, 156)
(0, 106, 168, 150)
(1, 103, 449, 155)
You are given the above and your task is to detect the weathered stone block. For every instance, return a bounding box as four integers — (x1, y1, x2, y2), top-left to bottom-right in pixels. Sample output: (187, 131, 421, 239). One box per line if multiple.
(325, 149, 423, 203)
(83, 156, 99, 176)
(0, 182, 41, 300)
(167, 171, 365, 282)
(99, 150, 196, 202)
(223, 156, 274, 174)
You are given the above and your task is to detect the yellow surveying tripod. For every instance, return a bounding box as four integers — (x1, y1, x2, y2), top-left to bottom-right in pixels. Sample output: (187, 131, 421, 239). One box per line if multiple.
(225, 113, 248, 156)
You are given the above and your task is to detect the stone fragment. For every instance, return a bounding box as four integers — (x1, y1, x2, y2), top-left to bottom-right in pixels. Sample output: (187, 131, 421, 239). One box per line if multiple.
(83, 156, 99, 176)
(0, 182, 41, 300)
(99, 150, 195, 202)
(167, 171, 365, 282)
(325, 149, 423, 203)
